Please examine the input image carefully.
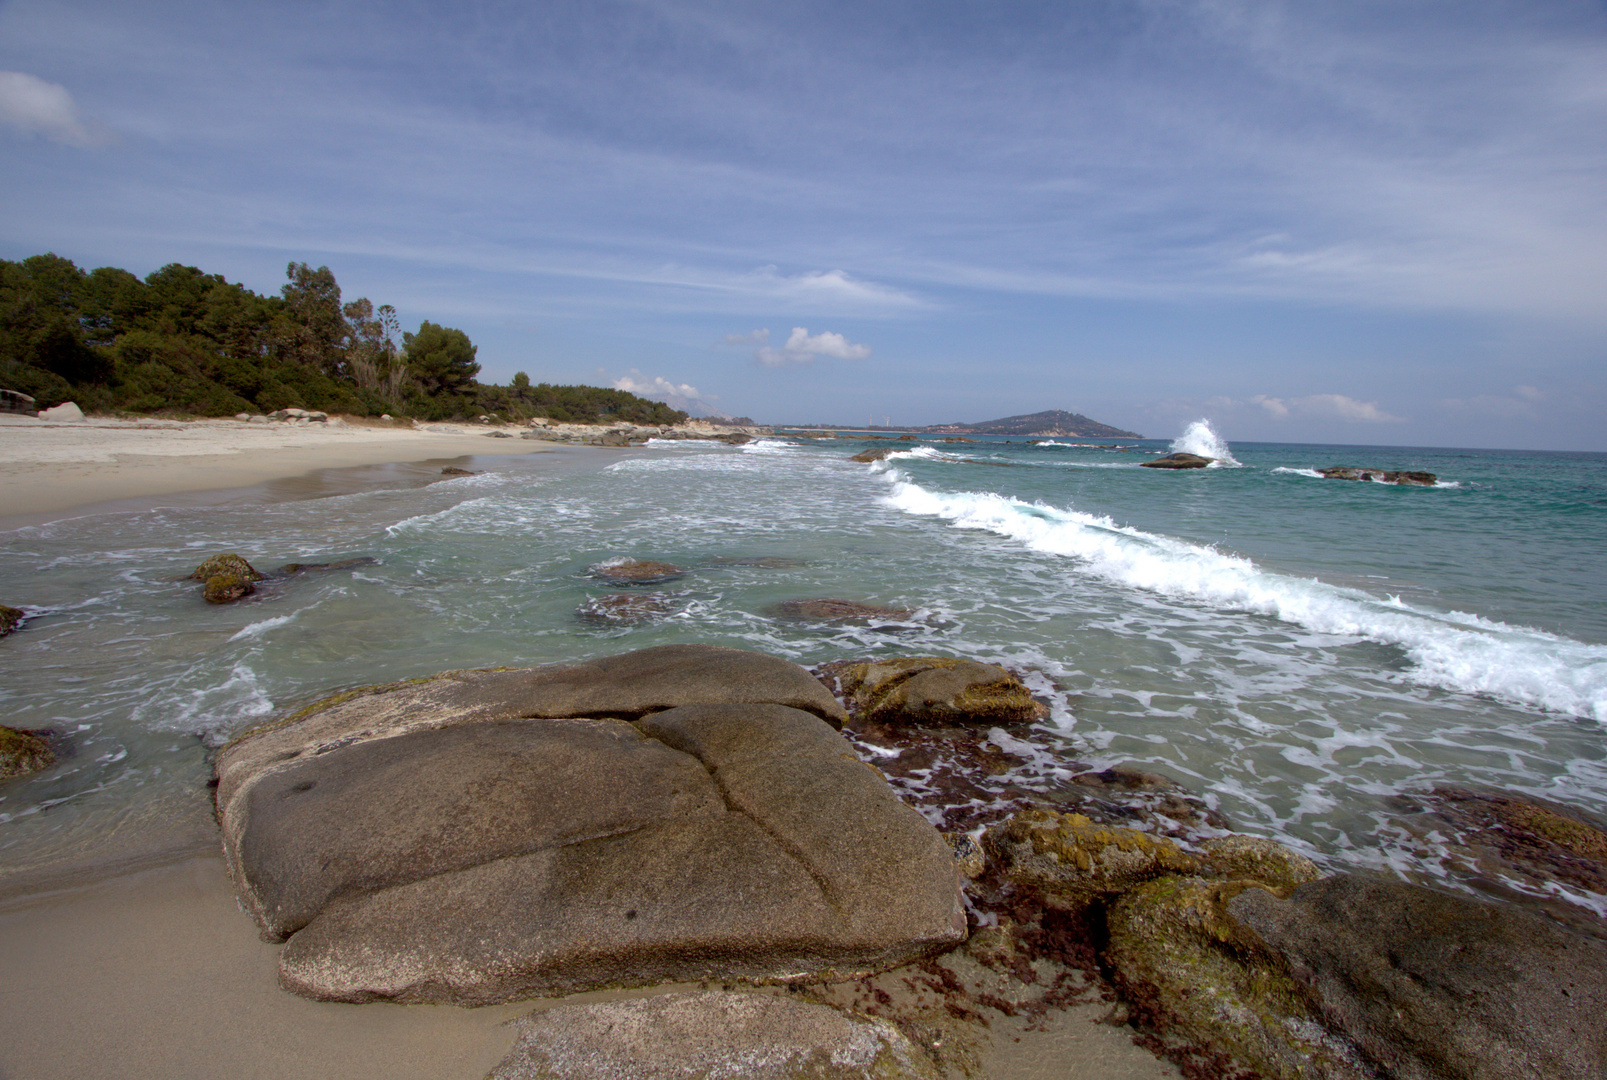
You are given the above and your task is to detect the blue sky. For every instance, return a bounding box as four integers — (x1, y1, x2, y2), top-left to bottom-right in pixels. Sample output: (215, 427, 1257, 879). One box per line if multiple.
(2, 0, 1604, 448)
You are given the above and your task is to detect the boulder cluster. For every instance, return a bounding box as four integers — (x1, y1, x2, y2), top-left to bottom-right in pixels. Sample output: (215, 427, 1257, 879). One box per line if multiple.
(232, 408, 334, 425)
(1319, 466, 1438, 486)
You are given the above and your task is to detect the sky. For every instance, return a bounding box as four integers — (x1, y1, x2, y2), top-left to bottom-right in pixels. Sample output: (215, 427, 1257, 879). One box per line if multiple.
(2, 0, 1604, 449)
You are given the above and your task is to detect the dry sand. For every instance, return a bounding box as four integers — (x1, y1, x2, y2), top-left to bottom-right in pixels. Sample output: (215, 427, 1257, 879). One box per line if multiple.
(0, 414, 552, 526)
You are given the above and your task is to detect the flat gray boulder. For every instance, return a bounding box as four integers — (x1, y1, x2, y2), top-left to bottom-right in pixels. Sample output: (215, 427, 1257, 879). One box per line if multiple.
(1229, 874, 1607, 1080)
(488, 991, 938, 1079)
(217, 644, 847, 813)
(216, 649, 961, 1005)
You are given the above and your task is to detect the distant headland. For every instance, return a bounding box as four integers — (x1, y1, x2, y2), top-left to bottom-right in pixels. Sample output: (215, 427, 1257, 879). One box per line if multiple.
(787, 409, 1143, 439)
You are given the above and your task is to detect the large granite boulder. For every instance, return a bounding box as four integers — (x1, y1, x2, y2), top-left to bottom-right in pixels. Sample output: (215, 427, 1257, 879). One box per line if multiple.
(1229, 875, 1607, 1080)
(215, 647, 960, 1005)
(488, 991, 938, 1080)
(830, 656, 1044, 727)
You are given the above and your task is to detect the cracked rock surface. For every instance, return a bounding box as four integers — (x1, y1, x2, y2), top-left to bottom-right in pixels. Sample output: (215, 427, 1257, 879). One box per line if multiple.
(215, 645, 963, 1005)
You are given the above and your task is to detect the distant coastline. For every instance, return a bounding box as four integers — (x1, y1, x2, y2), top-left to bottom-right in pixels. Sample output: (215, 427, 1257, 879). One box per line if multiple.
(780, 408, 1143, 439)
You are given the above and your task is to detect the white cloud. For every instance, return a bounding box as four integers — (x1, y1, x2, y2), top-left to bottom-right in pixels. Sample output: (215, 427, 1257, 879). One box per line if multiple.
(612, 370, 723, 416)
(754, 326, 873, 368)
(1251, 393, 1402, 423)
(0, 71, 99, 146)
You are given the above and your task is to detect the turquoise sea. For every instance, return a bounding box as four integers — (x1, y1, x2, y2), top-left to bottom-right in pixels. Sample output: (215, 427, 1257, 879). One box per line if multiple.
(2, 422, 1604, 917)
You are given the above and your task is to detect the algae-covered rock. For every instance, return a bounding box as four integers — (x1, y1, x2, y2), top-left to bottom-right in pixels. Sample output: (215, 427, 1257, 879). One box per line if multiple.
(1229, 875, 1607, 1080)
(488, 991, 939, 1080)
(771, 599, 914, 623)
(203, 573, 256, 604)
(1198, 835, 1322, 891)
(590, 558, 685, 584)
(188, 553, 266, 584)
(575, 592, 673, 624)
(851, 447, 895, 462)
(1105, 876, 1375, 1080)
(1, 726, 54, 781)
(982, 809, 1199, 906)
(0, 604, 23, 637)
(836, 657, 1045, 727)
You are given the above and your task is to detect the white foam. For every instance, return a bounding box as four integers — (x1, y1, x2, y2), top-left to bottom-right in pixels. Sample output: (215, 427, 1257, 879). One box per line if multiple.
(1272, 466, 1325, 479)
(1170, 419, 1241, 467)
(229, 613, 296, 641)
(879, 472, 1607, 721)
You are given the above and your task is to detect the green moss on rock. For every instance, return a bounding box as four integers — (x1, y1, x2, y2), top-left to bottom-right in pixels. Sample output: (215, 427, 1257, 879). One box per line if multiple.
(203, 572, 256, 604)
(1105, 876, 1374, 1080)
(838, 657, 1045, 726)
(982, 809, 1199, 905)
(1198, 835, 1322, 891)
(189, 553, 266, 583)
(1, 725, 54, 781)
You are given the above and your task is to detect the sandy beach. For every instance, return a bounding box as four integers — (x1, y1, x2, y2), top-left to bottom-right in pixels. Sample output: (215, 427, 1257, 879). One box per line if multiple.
(0, 414, 555, 527)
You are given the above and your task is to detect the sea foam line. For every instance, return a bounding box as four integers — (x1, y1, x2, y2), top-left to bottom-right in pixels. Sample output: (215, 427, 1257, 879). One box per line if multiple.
(877, 471, 1607, 722)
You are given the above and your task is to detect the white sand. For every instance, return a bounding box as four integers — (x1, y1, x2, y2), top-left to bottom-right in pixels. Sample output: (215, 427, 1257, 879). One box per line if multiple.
(0, 414, 552, 525)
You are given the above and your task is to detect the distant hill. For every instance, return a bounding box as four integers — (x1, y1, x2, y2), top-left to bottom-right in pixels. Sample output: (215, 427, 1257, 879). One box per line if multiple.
(926, 409, 1142, 438)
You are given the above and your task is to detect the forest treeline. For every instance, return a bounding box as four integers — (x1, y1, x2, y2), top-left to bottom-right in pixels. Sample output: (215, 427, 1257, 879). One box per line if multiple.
(0, 254, 687, 425)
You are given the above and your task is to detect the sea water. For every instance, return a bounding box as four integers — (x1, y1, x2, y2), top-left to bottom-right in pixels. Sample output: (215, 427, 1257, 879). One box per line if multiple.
(1, 426, 1604, 914)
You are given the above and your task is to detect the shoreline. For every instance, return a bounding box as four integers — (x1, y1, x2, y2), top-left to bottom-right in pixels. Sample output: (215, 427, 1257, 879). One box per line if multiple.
(0, 414, 564, 529)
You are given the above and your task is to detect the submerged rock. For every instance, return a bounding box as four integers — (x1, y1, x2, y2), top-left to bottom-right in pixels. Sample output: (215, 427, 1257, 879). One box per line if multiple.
(851, 447, 895, 462)
(190, 553, 266, 604)
(0, 604, 23, 637)
(275, 556, 379, 576)
(1230, 874, 1607, 1080)
(833, 656, 1045, 727)
(1391, 785, 1607, 939)
(0, 726, 55, 781)
(488, 991, 938, 1080)
(707, 555, 805, 568)
(1139, 452, 1213, 469)
(214, 647, 968, 1004)
(590, 558, 686, 584)
(1318, 466, 1437, 486)
(575, 592, 672, 624)
(771, 598, 915, 623)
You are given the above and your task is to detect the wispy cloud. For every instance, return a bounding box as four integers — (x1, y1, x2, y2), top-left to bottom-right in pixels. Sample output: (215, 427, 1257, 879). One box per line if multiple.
(749, 327, 872, 368)
(1252, 393, 1403, 423)
(0, 71, 105, 146)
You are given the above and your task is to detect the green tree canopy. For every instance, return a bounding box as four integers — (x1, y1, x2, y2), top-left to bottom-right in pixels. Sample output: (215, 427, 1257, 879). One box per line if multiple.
(403, 321, 479, 397)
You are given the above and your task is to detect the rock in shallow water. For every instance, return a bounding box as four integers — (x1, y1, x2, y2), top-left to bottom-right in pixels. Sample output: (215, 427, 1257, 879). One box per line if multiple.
(0, 604, 23, 637)
(216, 646, 961, 1004)
(590, 558, 686, 584)
(0, 725, 55, 781)
(771, 598, 915, 623)
(189, 553, 267, 605)
(488, 991, 938, 1080)
(832, 656, 1045, 727)
(1139, 452, 1213, 469)
(575, 591, 673, 623)
(1318, 466, 1437, 485)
